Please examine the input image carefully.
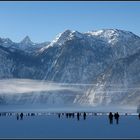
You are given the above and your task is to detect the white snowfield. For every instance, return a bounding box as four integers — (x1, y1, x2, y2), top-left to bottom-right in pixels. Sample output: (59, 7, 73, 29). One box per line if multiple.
(0, 114, 140, 138)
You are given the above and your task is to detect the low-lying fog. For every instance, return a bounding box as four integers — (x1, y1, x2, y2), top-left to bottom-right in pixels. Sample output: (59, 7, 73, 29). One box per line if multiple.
(0, 79, 83, 94)
(0, 79, 137, 113)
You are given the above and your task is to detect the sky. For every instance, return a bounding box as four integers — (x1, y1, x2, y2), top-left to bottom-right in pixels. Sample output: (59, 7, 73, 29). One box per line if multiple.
(0, 1, 140, 43)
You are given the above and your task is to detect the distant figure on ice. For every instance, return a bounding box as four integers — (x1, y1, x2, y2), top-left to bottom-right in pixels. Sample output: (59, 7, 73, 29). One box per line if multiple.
(20, 113, 23, 120)
(94, 113, 97, 116)
(72, 113, 74, 118)
(31, 113, 35, 116)
(108, 112, 113, 124)
(77, 112, 80, 121)
(114, 112, 120, 124)
(68, 113, 70, 118)
(66, 113, 68, 118)
(83, 112, 86, 120)
(16, 113, 19, 120)
(138, 113, 140, 120)
(58, 113, 61, 118)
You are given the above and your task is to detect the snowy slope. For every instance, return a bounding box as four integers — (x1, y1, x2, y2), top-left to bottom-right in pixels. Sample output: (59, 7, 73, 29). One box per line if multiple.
(18, 36, 50, 53)
(38, 29, 140, 84)
(0, 36, 50, 54)
(75, 50, 140, 107)
(0, 29, 140, 107)
(0, 46, 14, 78)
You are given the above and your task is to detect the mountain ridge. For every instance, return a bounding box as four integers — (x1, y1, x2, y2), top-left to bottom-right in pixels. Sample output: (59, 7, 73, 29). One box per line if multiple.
(0, 28, 140, 106)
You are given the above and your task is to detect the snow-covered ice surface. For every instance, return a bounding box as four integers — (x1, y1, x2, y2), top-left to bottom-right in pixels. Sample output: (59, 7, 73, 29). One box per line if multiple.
(0, 79, 139, 138)
(0, 114, 140, 138)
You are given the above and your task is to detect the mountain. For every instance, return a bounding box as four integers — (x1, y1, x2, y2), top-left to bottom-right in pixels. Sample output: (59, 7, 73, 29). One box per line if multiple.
(0, 35, 50, 79)
(20, 36, 33, 44)
(0, 37, 14, 48)
(0, 45, 43, 79)
(0, 45, 14, 78)
(0, 29, 140, 107)
(0, 36, 50, 54)
(75, 50, 140, 107)
(37, 29, 140, 84)
(18, 36, 50, 53)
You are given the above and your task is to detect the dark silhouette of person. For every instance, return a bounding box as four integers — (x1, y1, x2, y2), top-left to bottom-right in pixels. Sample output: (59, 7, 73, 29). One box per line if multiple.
(109, 112, 113, 124)
(94, 113, 97, 116)
(77, 112, 80, 121)
(72, 113, 74, 118)
(138, 113, 140, 120)
(58, 113, 61, 118)
(20, 113, 23, 120)
(3, 112, 6, 116)
(83, 112, 86, 120)
(31, 113, 35, 116)
(16, 113, 19, 120)
(69, 113, 72, 118)
(66, 113, 68, 118)
(114, 112, 120, 124)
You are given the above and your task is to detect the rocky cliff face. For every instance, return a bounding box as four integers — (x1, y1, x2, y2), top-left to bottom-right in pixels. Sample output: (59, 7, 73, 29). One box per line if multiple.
(0, 29, 140, 106)
(75, 50, 140, 107)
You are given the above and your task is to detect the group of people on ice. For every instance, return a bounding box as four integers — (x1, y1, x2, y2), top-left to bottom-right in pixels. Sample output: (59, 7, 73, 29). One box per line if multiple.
(0, 111, 139, 123)
(57, 112, 87, 120)
(57, 111, 121, 123)
(108, 112, 120, 124)
(16, 113, 24, 120)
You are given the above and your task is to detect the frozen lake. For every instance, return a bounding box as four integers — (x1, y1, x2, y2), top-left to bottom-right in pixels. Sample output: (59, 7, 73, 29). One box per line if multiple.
(0, 79, 139, 138)
(0, 113, 140, 138)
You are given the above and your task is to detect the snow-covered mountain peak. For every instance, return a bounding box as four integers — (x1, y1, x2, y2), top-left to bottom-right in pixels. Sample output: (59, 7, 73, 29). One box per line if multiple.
(0, 37, 14, 48)
(0, 37, 12, 43)
(86, 29, 139, 45)
(48, 28, 139, 49)
(20, 36, 34, 45)
(88, 29, 132, 36)
(49, 29, 72, 46)
(70, 30, 84, 39)
(49, 29, 84, 47)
